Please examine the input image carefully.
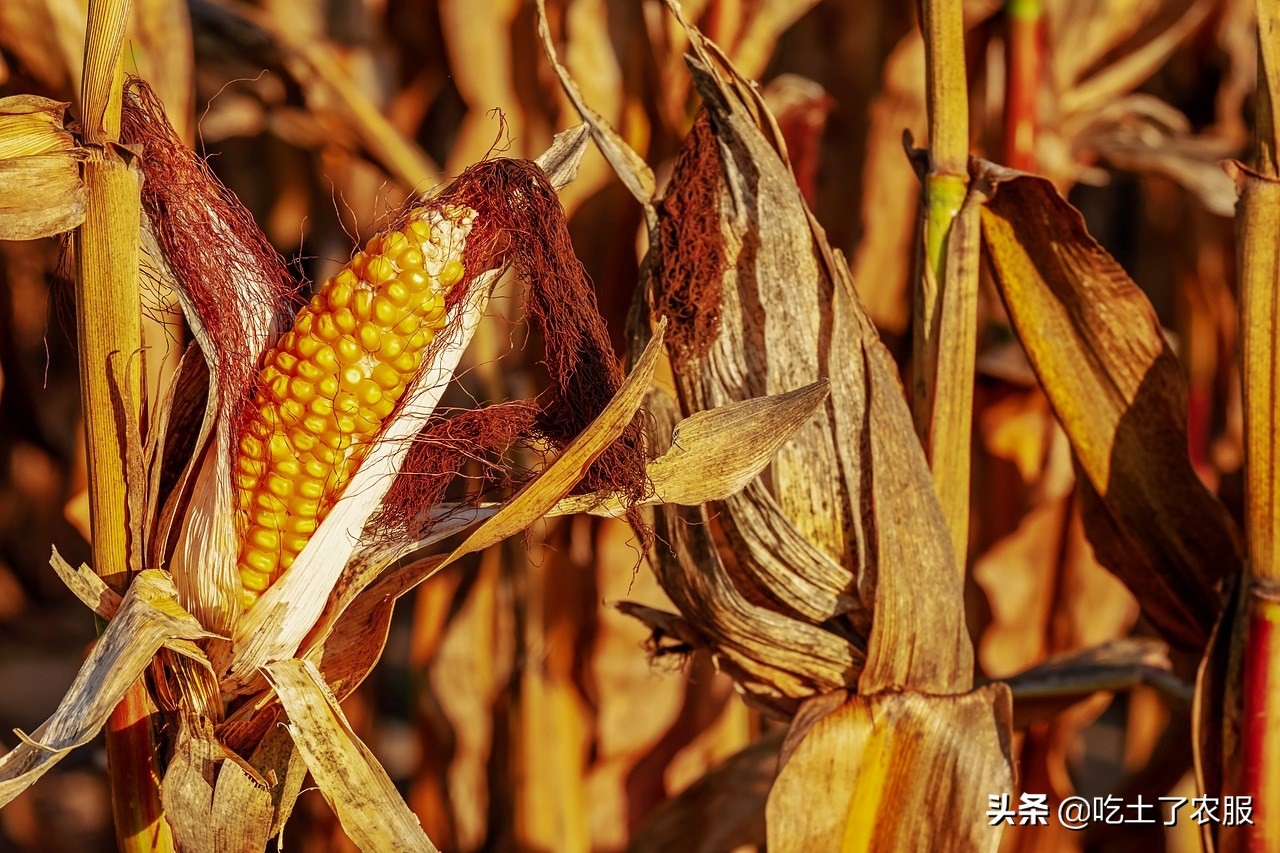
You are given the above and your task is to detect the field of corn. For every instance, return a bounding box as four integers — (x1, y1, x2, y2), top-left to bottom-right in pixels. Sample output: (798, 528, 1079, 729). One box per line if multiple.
(0, 0, 1277, 850)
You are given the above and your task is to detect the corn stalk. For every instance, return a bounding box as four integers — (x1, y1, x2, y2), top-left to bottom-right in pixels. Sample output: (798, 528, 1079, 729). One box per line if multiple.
(913, 0, 980, 573)
(1234, 2, 1280, 848)
(76, 0, 172, 848)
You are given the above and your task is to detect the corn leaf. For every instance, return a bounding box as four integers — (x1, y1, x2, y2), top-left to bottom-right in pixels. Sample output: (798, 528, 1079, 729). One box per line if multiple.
(976, 162, 1243, 650)
(0, 571, 207, 807)
(765, 686, 1013, 852)
(553, 380, 831, 516)
(265, 659, 438, 853)
(0, 95, 84, 239)
(160, 712, 274, 853)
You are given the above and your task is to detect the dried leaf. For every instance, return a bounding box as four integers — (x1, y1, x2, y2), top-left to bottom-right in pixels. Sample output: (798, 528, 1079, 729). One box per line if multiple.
(265, 658, 438, 853)
(160, 713, 273, 853)
(765, 687, 1013, 852)
(976, 162, 1242, 650)
(0, 571, 207, 806)
(536, 0, 656, 207)
(553, 381, 830, 516)
(1003, 638, 1188, 728)
(0, 96, 84, 239)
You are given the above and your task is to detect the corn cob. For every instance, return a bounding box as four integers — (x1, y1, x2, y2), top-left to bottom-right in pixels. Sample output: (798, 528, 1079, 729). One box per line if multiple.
(235, 203, 476, 609)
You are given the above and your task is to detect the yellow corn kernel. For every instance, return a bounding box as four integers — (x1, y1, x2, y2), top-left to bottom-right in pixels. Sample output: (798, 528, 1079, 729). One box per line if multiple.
(327, 280, 353, 311)
(367, 255, 397, 283)
(401, 269, 429, 291)
(241, 563, 272, 590)
(381, 231, 409, 257)
(378, 335, 407, 361)
(313, 344, 339, 373)
(336, 337, 363, 366)
(353, 289, 374, 321)
(333, 308, 357, 335)
(399, 248, 425, 270)
(408, 219, 431, 242)
(249, 528, 280, 551)
(358, 323, 382, 351)
(440, 260, 464, 287)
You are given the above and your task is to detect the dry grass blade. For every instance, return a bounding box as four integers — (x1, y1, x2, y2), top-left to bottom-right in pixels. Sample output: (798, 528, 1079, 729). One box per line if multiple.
(976, 162, 1242, 651)
(765, 686, 1013, 852)
(0, 571, 208, 807)
(265, 659, 438, 853)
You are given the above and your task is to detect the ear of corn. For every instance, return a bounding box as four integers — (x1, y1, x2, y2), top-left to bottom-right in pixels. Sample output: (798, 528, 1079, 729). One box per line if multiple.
(235, 204, 476, 609)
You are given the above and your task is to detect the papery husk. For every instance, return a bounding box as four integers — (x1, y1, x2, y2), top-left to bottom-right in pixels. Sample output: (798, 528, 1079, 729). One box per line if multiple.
(0, 95, 85, 239)
(544, 1, 971, 707)
(121, 80, 296, 641)
(265, 659, 438, 852)
(765, 687, 1013, 853)
(159, 712, 274, 853)
(0, 570, 209, 807)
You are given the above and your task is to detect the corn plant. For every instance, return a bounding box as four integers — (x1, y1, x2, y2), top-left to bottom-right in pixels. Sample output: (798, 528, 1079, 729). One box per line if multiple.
(0, 2, 820, 849)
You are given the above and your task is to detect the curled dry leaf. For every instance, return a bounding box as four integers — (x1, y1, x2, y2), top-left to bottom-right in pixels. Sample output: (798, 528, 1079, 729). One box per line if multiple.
(265, 659, 438, 853)
(0, 570, 208, 807)
(160, 713, 274, 853)
(0, 94, 85, 239)
(975, 162, 1243, 651)
(1002, 638, 1188, 728)
(552, 380, 833, 517)
(765, 686, 1013, 853)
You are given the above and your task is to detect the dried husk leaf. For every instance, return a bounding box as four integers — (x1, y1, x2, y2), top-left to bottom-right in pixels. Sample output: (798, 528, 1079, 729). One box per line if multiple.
(0, 95, 84, 239)
(264, 658, 438, 853)
(765, 686, 1013, 853)
(160, 713, 273, 853)
(120, 82, 297, 638)
(241, 719, 307, 840)
(0, 570, 208, 807)
(975, 162, 1242, 650)
(545, 4, 971, 700)
(552, 380, 832, 516)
